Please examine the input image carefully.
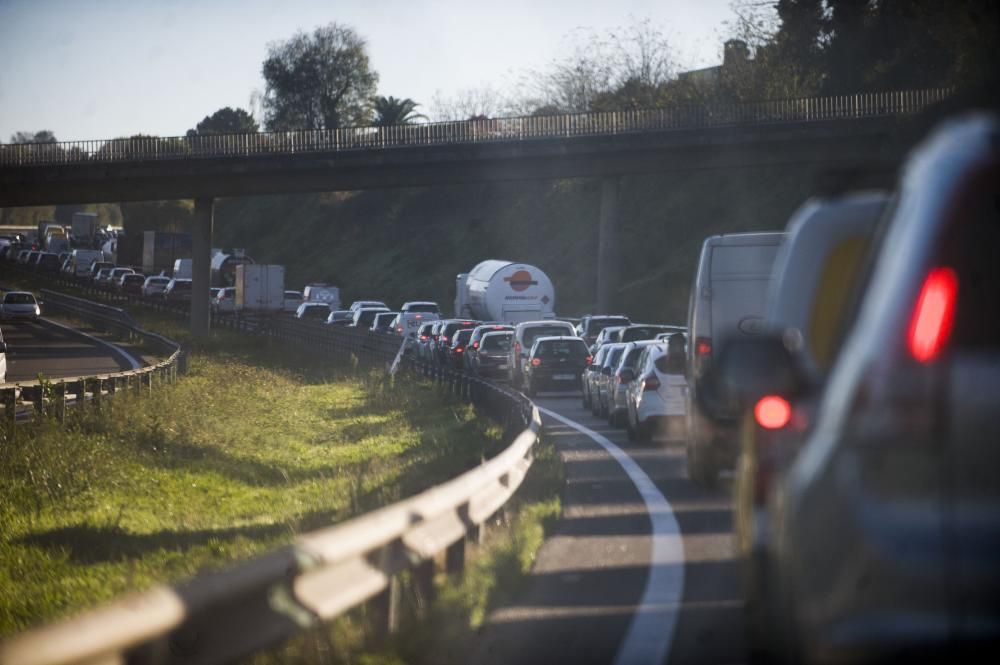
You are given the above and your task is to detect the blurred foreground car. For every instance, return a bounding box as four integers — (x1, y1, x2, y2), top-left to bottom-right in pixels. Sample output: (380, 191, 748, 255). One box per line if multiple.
(0, 291, 41, 321)
(701, 115, 1000, 662)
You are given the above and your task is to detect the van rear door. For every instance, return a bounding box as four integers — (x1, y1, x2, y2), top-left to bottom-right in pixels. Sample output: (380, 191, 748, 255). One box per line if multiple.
(502, 307, 544, 325)
(709, 243, 781, 345)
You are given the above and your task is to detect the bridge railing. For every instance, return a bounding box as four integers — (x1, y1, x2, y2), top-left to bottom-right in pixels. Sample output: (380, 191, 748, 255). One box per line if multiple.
(0, 88, 952, 167)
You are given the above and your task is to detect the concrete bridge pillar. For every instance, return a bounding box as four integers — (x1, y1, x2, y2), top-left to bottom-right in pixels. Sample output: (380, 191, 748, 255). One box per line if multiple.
(191, 197, 214, 337)
(597, 177, 620, 313)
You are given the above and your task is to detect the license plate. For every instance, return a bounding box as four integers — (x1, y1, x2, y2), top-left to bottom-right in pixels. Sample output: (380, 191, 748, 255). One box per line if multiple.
(554, 373, 575, 380)
(497, 364, 508, 370)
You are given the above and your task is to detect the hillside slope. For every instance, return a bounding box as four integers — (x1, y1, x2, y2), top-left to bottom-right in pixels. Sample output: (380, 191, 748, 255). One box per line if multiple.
(213, 163, 832, 322)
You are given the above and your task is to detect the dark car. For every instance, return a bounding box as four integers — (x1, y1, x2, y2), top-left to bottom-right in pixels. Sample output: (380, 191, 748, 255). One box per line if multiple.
(370, 311, 400, 334)
(466, 323, 514, 371)
(576, 315, 632, 346)
(473, 331, 514, 379)
(434, 319, 479, 365)
(523, 336, 591, 396)
(448, 328, 476, 369)
(35, 252, 62, 272)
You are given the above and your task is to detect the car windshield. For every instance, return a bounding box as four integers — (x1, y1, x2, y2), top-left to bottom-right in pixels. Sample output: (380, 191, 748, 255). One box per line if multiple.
(171, 281, 191, 291)
(4, 293, 36, 304)
(453, 329, 474, 346)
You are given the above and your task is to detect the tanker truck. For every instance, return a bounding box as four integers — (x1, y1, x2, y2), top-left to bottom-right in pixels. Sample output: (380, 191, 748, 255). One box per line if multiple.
(454, 260, 556, 324)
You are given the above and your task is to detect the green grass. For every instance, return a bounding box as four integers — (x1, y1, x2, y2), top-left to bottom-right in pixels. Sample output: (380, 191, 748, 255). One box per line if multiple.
(0, 339, 505, 637)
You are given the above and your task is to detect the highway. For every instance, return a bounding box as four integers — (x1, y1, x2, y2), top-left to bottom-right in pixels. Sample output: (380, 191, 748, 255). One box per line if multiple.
(1, 318, 140, 382)
(471, 392, 742, 665)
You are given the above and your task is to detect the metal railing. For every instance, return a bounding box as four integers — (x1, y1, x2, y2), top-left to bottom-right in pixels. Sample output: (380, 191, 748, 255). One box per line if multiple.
(0, 88, 953, 167)
(0, 289, 184, 426)
(0, 270, 542, 665)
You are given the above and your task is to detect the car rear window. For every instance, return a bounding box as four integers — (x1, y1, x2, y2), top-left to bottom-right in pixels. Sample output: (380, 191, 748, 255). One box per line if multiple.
(172, 281, 191, 291)
(482, 333, 512, 351)
(620, 327, 668, 343)
(604, 347, 624, 367)
(4, 293, 35, 304)
(124, 274, 144, 283)
(536, 339, 588, 358)
(453, 329, 474, 345)
(303, 305, 330, 319)
(442, 321, 477, 338)
(523, 326, 573, 347)
(406, 303, 439, 313)
(588, 317, 630, 334)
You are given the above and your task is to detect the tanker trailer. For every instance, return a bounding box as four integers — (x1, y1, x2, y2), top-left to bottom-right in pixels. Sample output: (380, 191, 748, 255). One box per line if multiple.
(454, 260, 556, 324)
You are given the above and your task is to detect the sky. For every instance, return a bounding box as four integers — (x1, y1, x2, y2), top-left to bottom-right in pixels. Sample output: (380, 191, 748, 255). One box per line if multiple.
(0, 0, 737, 143)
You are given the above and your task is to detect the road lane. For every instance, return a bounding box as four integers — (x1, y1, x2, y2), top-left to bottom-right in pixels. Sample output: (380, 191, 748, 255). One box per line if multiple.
(1, 318, 138, 382)
(471, 392, 744, 665)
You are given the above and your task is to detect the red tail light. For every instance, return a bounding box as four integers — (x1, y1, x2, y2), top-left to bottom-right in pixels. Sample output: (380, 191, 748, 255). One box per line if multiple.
(641, 374, 660, 391)
(396, 326, 403, 333)
(472, 341, 479, 349)
(695, 337, 711, 356)
(456, 347, 464, 353)
(420, 335, 428, 341)
(754, 396, 791, 430)
(586, 355, 593, 365)
(907, 266, 958, 363)
(432, 335, 439, 341)
(531, 358, 541, 366)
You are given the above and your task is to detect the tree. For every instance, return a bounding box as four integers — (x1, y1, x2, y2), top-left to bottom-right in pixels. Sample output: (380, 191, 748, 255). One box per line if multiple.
(430, 86, 508, 121)
(186, 107, 259, 136)
(9, 130, 57, 144)
(262, 23, 378, 131)
(371, 96, 426, 126)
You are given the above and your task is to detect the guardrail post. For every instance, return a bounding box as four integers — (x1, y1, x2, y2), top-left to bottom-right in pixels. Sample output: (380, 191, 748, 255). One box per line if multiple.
(413, 559, 436, 612)
(59, 381, 67, 423)
(370, 575, 401, 639)
(445, 538, 465, 575)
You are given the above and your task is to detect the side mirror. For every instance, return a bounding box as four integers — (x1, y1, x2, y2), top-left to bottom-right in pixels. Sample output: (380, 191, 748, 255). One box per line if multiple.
(696, 334, 808, 421)
(619, 368, 635, 383)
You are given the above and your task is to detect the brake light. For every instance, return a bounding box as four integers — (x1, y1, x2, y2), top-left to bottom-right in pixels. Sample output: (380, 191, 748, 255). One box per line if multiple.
(514, 342, 521, 355)
(642, 374, 660, 391)
(415, 314, 422, 319)
(396, 326, 403, 333)
(456, 347, 464, 353)
(754, 396, 791, 430)
(695, 337, 711, 356)
(531, 358, 541, 366)
(420, 335, 428, 341)
(585, 355, 593, 365)
(472, 341, 479, 349)
(907, 267, 958, 363)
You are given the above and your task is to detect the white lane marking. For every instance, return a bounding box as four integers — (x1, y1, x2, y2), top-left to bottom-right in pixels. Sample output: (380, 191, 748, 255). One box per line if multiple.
(39, 318, 143, 370)
(539, 406, 685, 665)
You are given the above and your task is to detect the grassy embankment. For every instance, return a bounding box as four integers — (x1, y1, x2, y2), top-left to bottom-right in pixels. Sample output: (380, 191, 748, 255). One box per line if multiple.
(0, 292, 562, 653)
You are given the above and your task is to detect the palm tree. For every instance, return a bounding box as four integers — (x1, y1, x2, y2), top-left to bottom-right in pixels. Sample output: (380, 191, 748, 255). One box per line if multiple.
(372, 96, 427, 126)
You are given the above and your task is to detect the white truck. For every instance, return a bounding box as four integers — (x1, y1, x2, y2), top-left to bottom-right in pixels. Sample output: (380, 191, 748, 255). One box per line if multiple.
(173, 258, 192, 279)
(303, 284, 342, 311)
(71, 212, 99, 247)
(70, 249, 103, 277)
(455, 260, 556, 324)
(235, 264, 285, 312)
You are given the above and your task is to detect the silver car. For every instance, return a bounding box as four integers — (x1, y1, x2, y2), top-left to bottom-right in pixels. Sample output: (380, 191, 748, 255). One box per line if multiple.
(0, 291, 40, 321)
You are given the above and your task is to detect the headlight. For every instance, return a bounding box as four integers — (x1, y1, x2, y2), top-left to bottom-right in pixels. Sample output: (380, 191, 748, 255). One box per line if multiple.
(34, 306, 41, 315)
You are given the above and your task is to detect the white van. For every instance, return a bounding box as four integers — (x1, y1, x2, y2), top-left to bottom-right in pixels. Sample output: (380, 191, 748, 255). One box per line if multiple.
(685, 231, 785, 483)
(70, 249, 103, 278)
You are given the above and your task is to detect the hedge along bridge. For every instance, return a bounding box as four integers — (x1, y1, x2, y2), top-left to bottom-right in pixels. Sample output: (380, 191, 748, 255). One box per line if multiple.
(0, 88, 952, 331)
(0, 286, 541, 665)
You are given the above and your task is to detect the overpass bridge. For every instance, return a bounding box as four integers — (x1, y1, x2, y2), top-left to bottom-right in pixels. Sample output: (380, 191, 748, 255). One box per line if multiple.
(0, 89, 950, 334)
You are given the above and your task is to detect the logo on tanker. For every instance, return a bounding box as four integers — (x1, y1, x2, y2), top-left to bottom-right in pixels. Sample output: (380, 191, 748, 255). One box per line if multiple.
(504, 270, 538, 292)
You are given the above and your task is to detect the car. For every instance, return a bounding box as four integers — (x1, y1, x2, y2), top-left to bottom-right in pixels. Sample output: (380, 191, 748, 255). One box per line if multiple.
(111, 268, 138, 290)
(282, 290, 303, 313)
(433, 319, 480, 365)
(88, 260, 114, 282)
(15, 249, 30, 264)
(348, 300, 388, 312)
(163, 278, 192, 302)
(297, 302, 332, 321)
(509, 320, 577, 387)
(94, 267, 116, 286)
(447, 328, 476, 369)
(395, 309, 441, 341)
(120, 273, 146, 295)
(654, 327, 688, 341)
(523, 336, 591, 396)
(325, 309, 354, 325)
(212, 287, 237, 313)
(589, 324, 628, 355)
(576, 315, 632, 346)
(0, 291, 41, 321)
(582, 344, 610, 410)
(685, 231, 786, 486)
(626, 334, 688, 443)
(465, 324, 514, 371)
(350, 306, 390, 329)
(702, 116, 1000, 662)
(400, 301, 440, 314)
(471, 330, 513, 379)
(142, 275, 171, 297)
(607, 340, 659, 426)
(592, 343, 626, 417)
(35, 252, 62, 272)
(414, 322, 438, 362)
(370, 311, 400, 334)
(610, 324, 684, 344)
(26, 251, 41, 267)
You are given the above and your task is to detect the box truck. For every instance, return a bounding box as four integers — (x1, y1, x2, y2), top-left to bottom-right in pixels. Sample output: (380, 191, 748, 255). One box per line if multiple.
(142, 231, 192, 275)
(303, 283, 341, 310)
(235, 264, 284, 311)
(71, 212, 99, 247)
(454, 260, 556, 324)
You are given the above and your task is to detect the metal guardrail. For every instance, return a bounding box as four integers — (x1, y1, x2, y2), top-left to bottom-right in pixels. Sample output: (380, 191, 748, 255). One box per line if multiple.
(0, 289, 184, 426)
(0, 269, 542, 665)
(0, 88, 953, 167)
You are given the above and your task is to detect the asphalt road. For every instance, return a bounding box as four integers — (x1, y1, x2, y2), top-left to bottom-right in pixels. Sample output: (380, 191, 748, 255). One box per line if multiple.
(470, 392, 744, 665)
(1, 317, 139, 382)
